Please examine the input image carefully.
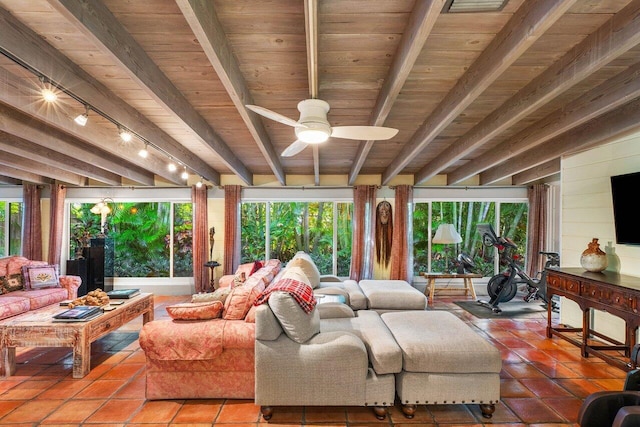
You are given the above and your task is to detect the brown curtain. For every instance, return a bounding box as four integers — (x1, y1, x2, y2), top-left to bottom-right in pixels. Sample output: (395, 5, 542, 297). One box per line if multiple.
(223, 185, 242, 275)
(22, 183, 42, 261)
(192, 184, 210, 293)
(47, 184, 66, 266)
(526, 184, 549, 277)
(390, 185, 413, 282)
(350, 185, 377, 281)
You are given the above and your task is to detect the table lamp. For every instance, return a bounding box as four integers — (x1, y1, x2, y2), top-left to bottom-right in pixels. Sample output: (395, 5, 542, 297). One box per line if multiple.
(432, 223, 462, 273)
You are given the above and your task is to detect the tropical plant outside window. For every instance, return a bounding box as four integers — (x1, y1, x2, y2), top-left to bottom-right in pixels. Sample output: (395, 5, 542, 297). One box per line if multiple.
(0, 201, 22, 257)
(413, 201, 528, 277)
(69, 202, 192, 277)
(240, 201, 352, 276)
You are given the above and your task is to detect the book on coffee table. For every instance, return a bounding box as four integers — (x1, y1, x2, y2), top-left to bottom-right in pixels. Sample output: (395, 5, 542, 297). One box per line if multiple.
(106, 289, 140, 299)
(53, 305, 102, 321)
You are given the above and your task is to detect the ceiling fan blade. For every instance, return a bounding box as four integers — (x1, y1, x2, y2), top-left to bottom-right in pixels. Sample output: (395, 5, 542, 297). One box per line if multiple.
(331, 126, 399, 141)
(246, 105, 303, 128)
(281, 140, 308, 157)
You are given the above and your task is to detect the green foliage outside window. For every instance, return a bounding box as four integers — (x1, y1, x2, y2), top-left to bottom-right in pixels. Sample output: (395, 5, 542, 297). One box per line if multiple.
(413, 201, 528, 277)
(240, 201, 352, 275)
(0, 202, 23, 257)
(69, 201, 192, 278)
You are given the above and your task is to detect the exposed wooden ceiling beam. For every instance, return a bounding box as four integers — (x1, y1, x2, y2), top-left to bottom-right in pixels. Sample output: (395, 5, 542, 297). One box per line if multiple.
(512, 159, 561, 186)
(0, 6, 220, 186)
(381, 0, 576, 185)
(0, 131, 122, 186)
(176, 0, 285, 185)
(304, 0, 320, 185)
(449, 60, 640, 184)
(0, 151, 85, 186)
(48, 0, 252, 185)
(422, 0, 640, 185)
(0, 175, 22, 186)
(0, 69, 182, 185)
(0, 102, 155, 186)
(480, 98, 640, 185)
(348, 0, 445, 185)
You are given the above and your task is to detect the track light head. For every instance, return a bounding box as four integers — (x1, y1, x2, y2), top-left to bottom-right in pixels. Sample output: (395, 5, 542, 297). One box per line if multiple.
(168, 162, 177, 172)
(41, 88, 57, 102)
(138, 144, 149, 158)
(119, 127, 133, 142)
(74, 105, 89, 126)
(181, 168, 189, 180)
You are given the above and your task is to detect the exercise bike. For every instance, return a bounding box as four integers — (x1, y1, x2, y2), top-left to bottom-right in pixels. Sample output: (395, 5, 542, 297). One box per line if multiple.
(476, 223, 559, 313)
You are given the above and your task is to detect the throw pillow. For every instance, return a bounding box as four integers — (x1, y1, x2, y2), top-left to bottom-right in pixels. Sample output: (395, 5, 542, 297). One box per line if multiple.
(233, 272, 247, 287)
(1, 273, 24, 293)
(191, 287, 232, 304)
(268, 290, 320, 343)
(166, 301, 223, 320)
(286, 256, 321, 289)
(223, 276, 265, 320)
(22, 264, 60, 290)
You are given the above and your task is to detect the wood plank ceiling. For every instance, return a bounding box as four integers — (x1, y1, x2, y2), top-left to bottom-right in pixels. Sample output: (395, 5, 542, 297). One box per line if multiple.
(0, 0, 638, 188)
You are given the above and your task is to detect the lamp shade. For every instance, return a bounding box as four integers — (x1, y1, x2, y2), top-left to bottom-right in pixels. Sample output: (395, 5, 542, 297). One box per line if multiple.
(432, 224, 462, 244)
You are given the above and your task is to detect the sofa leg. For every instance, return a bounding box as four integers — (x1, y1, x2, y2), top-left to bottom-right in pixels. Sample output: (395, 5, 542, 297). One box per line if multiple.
(372, 406, 387, 420)
(260, 406, 273, 420)
(480, 403, 495, 419)
(401, 404, 416, 419)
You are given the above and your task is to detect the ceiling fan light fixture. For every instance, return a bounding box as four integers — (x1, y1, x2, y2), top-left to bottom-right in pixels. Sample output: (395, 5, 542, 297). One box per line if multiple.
(296, 128, 330, 144)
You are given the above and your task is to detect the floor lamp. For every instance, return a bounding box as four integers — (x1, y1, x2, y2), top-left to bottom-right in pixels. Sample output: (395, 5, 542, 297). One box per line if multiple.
(432, 223, 462, 273)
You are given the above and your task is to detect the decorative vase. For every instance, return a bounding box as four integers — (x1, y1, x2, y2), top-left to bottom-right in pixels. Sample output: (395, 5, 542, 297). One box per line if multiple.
(580, 238, 608, 272)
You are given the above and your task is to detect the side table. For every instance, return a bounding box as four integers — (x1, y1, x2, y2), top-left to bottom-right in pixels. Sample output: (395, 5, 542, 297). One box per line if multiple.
(204, 261, 221, 290)
(420, 273, 482, 304)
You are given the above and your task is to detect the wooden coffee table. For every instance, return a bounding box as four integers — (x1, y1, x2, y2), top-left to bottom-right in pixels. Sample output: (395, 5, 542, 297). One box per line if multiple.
(0, 293, 154, 378)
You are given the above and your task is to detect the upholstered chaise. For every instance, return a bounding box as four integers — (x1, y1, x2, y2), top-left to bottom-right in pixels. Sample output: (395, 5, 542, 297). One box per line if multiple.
(254, 297, 397, 420)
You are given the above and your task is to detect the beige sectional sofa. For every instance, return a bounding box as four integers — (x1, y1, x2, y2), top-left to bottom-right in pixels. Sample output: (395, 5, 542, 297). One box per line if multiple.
(139, 252, 501, 420)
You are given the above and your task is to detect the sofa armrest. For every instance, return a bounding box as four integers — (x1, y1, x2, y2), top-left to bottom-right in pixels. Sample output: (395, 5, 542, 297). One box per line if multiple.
(255, 331, 369, 406)
(59, 275, 81, 299)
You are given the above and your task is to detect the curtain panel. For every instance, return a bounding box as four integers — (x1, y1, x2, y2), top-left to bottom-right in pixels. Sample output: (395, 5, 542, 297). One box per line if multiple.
(390, 185, 413, 282)
(192, 184, 209, 293)
(526, 184, 549, 277)
(47, 184, 66, 266)
(22, 184, 42, 261)
(223, 185, 242, 275)
(350, 185, 377, 281)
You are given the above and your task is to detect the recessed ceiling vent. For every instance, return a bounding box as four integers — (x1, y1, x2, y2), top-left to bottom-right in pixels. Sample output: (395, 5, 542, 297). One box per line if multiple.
(443, 0, 508, 13)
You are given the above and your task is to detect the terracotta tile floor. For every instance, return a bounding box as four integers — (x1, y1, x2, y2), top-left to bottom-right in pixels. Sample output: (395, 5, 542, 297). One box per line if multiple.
(0, 293, 628, 426)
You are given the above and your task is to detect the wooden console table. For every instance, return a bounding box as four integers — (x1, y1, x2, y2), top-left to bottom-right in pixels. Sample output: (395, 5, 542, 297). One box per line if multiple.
(546, 268, 640, 371)
(420, 272, 481, 304)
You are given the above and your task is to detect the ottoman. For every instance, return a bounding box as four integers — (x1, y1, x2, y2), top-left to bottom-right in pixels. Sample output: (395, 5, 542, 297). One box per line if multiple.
(358, 280, 427, 312)
(381, 311, 502, 419)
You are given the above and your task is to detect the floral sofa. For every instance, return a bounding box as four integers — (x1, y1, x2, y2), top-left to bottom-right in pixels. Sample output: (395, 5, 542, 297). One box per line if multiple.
(139, 259, 282, 400)
(0, 256, 81, 321)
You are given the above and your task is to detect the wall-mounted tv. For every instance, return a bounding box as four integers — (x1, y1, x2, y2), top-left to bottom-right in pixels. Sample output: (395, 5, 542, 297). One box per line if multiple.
(610, 171, 640, 245)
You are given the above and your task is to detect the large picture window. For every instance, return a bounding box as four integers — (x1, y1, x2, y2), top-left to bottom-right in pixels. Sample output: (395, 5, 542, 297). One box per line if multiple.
(413, 201, 528, 277)
(240, 201, 352, 276)
(69, 201, 192, 278)
(0, 201, 23, 257)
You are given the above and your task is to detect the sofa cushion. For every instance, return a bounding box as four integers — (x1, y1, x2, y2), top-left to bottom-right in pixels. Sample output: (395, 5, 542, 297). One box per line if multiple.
(9, 287, 69, 310)
(22, 264, 60, 290)
(223, 276, 265, 320)
(191, 287, 231, 304)
(166, 301, 224, 320)
(0, 273, 25, 293)
(0, 295, 30, 320)
(287, 252, 321, 288)
(139, 319, 225, 360)
(268, 291, 320, 344)
(358, 280, 427, 311)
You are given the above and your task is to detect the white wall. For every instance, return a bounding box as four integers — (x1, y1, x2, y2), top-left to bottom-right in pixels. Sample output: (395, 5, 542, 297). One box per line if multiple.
(560, 132, 640, 339)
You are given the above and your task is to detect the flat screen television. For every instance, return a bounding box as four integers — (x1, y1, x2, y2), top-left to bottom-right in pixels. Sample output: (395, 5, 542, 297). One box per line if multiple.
(610, 171, 640, 245)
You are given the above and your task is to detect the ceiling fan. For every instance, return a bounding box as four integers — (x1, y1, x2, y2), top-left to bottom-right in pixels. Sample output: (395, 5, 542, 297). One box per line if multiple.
(246, 99, 399, 157)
